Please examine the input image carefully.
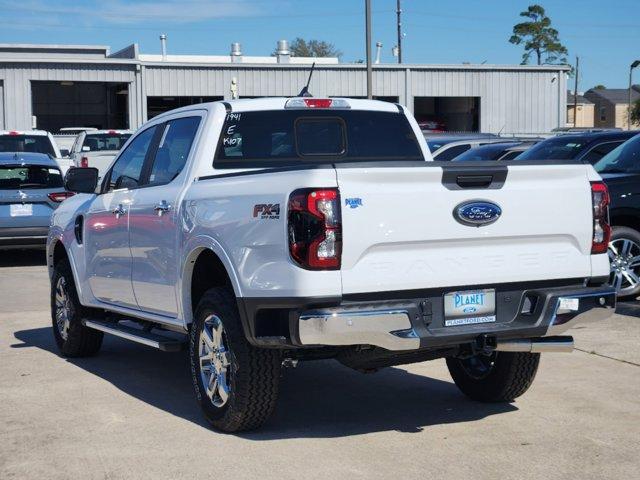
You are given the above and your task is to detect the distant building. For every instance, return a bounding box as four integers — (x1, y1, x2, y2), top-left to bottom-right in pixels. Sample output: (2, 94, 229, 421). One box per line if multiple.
(567, 91, 594, 128)
(0, 41, 569, 134)
(584, 86, 640, 129)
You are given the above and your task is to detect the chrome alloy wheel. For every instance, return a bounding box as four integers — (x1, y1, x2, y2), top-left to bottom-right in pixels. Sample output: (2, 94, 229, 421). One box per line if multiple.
(54, 276, 73, 341)
(199, 315, 232, 408)
(608, 238, 640, 296)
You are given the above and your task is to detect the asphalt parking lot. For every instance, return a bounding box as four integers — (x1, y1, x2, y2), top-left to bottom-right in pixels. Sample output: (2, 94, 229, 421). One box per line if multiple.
(1, 251, 639, 480)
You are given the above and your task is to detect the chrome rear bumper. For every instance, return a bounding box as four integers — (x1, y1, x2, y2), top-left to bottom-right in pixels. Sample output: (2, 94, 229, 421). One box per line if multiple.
(297, 286, 616, 351)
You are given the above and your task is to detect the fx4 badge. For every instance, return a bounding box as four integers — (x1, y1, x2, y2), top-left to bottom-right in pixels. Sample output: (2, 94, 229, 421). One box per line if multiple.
(345, 197, 363, 209)
(253, 203, 280, 219)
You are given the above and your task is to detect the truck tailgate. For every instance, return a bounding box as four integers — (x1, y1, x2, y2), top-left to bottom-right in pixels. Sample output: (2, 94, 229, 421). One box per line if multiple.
(337, 164, 595, 294)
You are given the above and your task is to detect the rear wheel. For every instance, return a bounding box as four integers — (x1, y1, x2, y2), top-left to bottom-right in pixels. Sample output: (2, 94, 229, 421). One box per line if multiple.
(608, 226, 640, 299)
(189, 287, 281, 432)
(51, 260, 103, 357)
(446, 351, 540, 402)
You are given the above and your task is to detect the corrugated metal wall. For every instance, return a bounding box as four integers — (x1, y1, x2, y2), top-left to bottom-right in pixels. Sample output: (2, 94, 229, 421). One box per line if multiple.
(0, 61, 566, 134)
(0, 63, 136, 130)
(143, 65, 566, 133)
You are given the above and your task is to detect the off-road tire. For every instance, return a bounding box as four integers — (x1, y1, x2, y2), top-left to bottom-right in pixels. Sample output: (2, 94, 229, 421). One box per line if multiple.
(446, 352, 540, 402)
(51, 259, 103, 357)
(190, 287, 281, 432)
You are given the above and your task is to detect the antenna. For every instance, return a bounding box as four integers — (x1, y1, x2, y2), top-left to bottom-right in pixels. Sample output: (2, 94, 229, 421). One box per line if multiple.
(297, 62, 316, 97)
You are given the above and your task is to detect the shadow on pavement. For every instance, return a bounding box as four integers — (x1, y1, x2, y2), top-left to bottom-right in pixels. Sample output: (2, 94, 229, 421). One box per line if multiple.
(12, 326, 516, 438)
(0, 249, 47, 267)
(615, 301, 640, 319)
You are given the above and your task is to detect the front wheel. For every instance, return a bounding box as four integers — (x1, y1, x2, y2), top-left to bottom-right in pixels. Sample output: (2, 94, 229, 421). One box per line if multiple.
(608, 226, 640, 300)
(446, 351, 540, 402)
(189, 287, 281, 432)
(51, 259, 103, 357)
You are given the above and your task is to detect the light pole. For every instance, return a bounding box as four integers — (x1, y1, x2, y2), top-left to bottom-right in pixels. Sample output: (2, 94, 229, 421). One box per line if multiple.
(628, 60, 640, 130)
(365, 0, 372, 99)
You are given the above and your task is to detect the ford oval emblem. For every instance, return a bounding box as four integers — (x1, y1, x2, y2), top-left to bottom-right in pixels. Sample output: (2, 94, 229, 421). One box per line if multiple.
(454, 201, 502, 227)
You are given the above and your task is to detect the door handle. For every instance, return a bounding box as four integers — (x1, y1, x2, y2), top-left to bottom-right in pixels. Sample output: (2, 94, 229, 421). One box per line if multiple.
(112, 204, 126, 218)
(154, 200, 172, 216)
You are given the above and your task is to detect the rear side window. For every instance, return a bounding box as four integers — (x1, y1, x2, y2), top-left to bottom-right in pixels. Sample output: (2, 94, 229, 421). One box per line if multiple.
(215, 110, 423, 167)
(581, 141, 623, 164)
(83, 133, 131, 152)
(148, 117, 201, 186)
(434, 144, 471, 161)
(0, 165, 62, 189)
(0, 135, 56, 157)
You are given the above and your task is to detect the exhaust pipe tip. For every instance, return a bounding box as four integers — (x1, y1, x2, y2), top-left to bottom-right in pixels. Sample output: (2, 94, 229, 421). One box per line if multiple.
(495, 336, 574, 353)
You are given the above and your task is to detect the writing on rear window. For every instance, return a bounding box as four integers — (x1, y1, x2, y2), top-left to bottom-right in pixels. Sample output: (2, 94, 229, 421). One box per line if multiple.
(214, 110, 423, 167)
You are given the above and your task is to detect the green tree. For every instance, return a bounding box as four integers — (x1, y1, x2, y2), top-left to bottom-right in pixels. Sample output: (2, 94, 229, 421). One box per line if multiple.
(592, 84, 606, 90)
(631, 99, 640, 125)
(509, 5, 568, 65)
(274, 38, 342, 59)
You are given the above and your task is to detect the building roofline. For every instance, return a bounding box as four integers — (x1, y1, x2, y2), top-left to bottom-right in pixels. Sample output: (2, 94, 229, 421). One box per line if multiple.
(0, 43, 110, 52)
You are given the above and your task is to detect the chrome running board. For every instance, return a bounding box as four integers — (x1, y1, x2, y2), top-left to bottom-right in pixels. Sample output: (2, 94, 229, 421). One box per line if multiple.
(82, 319, 186, 352)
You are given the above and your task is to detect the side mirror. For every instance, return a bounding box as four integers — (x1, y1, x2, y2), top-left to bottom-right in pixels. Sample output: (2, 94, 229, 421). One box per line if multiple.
(64, 167, 98, 194)
(82, 146, 91, 152)
(60, 149, 70, 158)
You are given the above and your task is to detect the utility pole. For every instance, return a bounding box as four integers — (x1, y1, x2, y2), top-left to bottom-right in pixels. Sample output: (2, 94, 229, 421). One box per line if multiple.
(573, 56, 579, 127)
(365, 0, 372, 99)
(396, 0, 402, 64)
(629, 60, 640, 130)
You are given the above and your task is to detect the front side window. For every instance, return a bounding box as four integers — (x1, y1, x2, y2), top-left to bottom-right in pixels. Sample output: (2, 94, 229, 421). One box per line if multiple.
(0, 165, 63, 189)
(105, 126, 157, 192)
(594, 135, 640, 174)
(0, 135, 56, 157)
(148, 117, 201, 186)
(214, 110, 423, 167)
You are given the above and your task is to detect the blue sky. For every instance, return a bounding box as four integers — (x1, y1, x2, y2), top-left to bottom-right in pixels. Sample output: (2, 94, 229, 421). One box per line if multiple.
(0, 0, 638, 90)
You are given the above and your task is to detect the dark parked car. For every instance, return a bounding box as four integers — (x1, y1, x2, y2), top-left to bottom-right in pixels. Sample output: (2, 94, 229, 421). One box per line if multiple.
(516, 130, 639, 164)
(593, 134, 640, 298)
(0, 152, 72, 249)
(451, 140, 540, 162)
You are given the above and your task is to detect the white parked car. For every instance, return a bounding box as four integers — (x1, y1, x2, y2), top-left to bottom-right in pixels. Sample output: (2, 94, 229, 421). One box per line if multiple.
(0, 130, 73, 174)
(48, 98, 615, 432)
(69, 129, 133, 180)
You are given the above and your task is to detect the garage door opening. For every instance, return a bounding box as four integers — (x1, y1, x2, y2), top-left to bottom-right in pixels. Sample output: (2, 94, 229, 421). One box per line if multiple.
(147, 96, 223, 119)
(32, 81, 129, 132)
(414, 96, 480, 132)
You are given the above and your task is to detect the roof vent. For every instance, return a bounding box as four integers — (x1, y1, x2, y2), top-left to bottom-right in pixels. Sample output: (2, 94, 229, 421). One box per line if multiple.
(230, 42, 242, 63)
(276, 39, 290, 64)
(159, 34, 167, 61)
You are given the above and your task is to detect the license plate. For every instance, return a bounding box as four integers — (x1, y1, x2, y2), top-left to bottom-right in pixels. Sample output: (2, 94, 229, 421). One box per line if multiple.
(10, 204, 32, 217)
(444, 289, 496, 327)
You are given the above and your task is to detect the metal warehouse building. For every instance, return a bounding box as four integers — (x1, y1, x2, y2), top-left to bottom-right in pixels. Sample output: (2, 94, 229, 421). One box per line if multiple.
(0, 42, 569, 134)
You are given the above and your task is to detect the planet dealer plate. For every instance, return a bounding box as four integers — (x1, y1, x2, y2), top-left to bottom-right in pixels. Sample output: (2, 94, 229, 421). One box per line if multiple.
(444, 289, 496, 326)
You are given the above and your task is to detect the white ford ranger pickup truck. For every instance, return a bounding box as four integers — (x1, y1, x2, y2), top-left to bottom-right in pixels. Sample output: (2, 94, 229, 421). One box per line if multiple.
(47, 97, 615, 432)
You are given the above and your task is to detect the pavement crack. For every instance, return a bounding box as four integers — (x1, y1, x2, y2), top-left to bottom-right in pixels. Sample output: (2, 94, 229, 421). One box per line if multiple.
(575, 347, 640, 367)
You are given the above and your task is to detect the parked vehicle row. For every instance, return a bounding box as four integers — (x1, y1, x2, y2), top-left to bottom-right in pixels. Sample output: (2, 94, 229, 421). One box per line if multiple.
(47, 97, 616, 432)
(0, 153, 72, 249)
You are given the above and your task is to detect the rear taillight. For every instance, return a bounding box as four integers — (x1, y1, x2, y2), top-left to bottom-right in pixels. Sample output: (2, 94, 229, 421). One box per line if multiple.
(288, 188, 342, 270)
(591, 181, 611, 254)
(80, 156, 89, 168)
(48, 192, 75, 203)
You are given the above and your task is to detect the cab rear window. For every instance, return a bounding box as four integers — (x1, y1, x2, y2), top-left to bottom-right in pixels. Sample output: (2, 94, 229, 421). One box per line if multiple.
(214, 110, 423, 167)
(0, 135, 56, 157)
(83, 133, 131, 152)
(0, 165, 63, 189)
